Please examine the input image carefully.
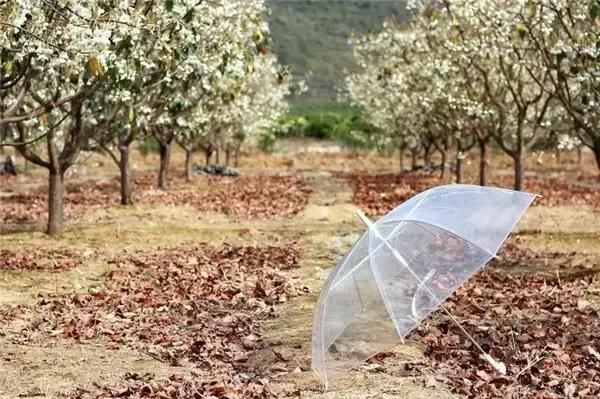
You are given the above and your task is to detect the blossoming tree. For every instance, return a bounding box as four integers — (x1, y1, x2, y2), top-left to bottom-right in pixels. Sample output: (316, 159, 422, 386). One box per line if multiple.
(519, 0, 600, 174)
(348, 0, 565, 189)
(0, 0, 291, 233)
(0, 0, 123, 235)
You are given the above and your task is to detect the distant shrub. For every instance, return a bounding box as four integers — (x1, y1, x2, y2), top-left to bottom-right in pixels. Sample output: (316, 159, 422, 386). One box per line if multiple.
(138, 137, 160, 157)
(258, 131, 278, 153)
(263, 101, 381, 150)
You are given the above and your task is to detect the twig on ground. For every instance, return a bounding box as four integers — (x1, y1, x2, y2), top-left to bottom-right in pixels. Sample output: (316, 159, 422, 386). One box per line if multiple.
(516, 344, 549, 378)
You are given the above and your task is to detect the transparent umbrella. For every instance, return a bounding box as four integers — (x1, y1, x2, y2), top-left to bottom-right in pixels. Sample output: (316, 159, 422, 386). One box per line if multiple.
(311, 184, 537, 387)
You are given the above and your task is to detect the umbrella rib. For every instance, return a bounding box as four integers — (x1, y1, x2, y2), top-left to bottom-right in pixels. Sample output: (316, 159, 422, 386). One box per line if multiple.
(329, 213, 498, 292)
(366, 240, 408, 343)
(329, 221, 409, 291)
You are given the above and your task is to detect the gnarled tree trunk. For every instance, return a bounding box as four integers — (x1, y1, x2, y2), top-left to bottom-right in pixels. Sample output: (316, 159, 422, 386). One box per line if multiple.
(440, 150, 447, 179)
(593, 138, 600, 179)
(225, 147, 231, 167)
(438, 137, 449, 180)
(423, 143, 432, 165)
(410, 147, 418, 170)
(399, 147, 405, 172)
(0, 126, 6, 155)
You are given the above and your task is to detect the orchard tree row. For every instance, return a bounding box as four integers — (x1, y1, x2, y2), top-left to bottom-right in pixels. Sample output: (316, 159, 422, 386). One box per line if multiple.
(346, 0, 600, 188)
(0, 0, 297, 236)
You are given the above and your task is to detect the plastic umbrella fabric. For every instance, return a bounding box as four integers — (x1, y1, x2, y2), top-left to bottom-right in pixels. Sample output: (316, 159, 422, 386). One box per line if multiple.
(311, 184, 537, 387)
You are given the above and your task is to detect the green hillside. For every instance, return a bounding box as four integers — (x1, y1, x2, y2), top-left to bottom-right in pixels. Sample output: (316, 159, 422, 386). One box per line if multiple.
(268, 0, 408, 103)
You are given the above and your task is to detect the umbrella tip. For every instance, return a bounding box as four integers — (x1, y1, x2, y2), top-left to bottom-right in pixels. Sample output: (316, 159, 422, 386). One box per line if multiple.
(355, 209, 373, 227)
(481, 353, 507, 375)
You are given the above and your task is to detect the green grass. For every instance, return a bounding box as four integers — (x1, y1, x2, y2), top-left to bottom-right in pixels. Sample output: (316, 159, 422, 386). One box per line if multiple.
(262, 100, 382, 151)
(288, 101, 361, 118)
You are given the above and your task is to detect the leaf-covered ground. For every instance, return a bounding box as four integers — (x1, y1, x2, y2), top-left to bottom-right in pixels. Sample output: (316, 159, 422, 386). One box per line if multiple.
(0, 248, 86, 271)
(412, 270, 600, 398)
(344, 241, 600, 399)
(1, 150, 598, 399)
(0, 173, 312, 225)
(337, 171, 600, 216)
(1, 244, 304, 398)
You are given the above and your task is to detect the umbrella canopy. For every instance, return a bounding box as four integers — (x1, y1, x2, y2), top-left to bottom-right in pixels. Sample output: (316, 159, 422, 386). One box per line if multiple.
(311, 184, 537, 386)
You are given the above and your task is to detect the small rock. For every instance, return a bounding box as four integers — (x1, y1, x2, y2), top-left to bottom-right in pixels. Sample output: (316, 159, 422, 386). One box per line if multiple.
(577, 299, 591, 312)
(424, 375, 437, 388)
(18, 387, 44, 397)
(563, 383, 577, 397)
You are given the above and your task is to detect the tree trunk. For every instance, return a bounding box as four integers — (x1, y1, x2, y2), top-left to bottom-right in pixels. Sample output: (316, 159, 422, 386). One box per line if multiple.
(158, 142, 171, 190)
(593, 139, 600, 178)
(456, 150, 464, 184)
(577, 146, 583, 166)
(513, 153, 524, 191)
(234, 147, 241, 167)
(225, 148, 231, 167)
(411, 148, 418, 170)
(423, 144, 432, 165)
(513, 119, 526, 191)
(204, 148, 212, 166)
(47, 168, 65, 236)
(119, 145, 132, 205)
(440, 150, 446, 179)
(478, 139, 488, 186)
(0, 127, 5, 154)
(185, 149, 194, 182)
(215, 148, 220, 164)
(399, 147, 405, 172)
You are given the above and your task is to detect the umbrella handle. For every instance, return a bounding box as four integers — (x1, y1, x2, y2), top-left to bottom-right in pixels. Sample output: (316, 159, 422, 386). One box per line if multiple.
(411, 269, 436, 319)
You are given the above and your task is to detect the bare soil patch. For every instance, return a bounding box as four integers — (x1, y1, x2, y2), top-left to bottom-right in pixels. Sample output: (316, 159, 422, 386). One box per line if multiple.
(0, 339, 191, 399)
(335, 171, 438, 216)
(518, 207, 600, 234)
(490, 239, 600, 278)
